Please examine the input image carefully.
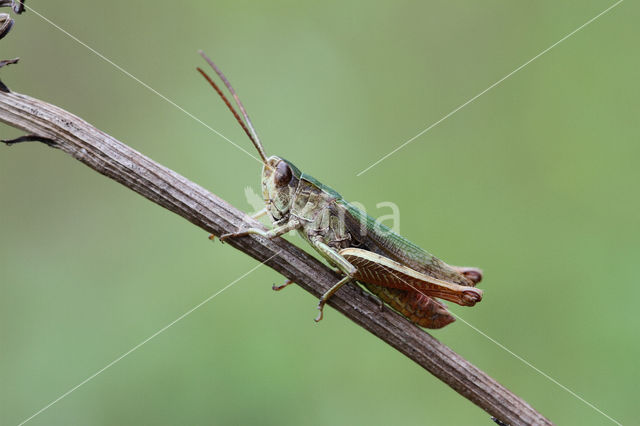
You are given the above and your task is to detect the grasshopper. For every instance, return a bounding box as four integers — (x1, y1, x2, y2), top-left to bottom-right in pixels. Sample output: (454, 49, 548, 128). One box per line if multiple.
(197, 51, 483, 329)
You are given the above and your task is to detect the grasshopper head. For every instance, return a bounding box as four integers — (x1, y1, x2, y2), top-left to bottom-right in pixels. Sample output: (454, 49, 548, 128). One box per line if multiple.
(262, 156, 301, 223)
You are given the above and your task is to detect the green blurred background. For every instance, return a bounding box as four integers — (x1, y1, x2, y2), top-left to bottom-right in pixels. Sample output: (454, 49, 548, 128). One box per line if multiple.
(0, 1, 637, 424)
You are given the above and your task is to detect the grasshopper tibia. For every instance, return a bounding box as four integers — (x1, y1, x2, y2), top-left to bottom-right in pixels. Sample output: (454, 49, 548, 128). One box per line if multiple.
(315, 275, 353, 323)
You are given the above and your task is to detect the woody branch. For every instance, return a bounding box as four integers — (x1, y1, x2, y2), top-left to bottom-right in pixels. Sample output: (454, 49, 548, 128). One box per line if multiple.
(0, 88, 551, 425)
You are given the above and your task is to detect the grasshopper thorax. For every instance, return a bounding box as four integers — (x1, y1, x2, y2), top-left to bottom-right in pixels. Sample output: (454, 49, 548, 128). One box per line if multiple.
(261, 156, 301, 223)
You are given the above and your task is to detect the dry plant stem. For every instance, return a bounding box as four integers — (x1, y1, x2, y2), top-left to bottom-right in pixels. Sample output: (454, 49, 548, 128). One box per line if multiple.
(0, 89, 552, 426)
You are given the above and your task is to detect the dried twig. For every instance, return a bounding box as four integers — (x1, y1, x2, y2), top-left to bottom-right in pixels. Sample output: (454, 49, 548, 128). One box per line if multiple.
(0, 0, 26, 15)
(0, 89, 552, 425)
(0, 57, 19, 69)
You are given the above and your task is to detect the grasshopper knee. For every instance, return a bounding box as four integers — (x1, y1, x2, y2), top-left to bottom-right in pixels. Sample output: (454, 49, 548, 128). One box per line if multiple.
(461, 288, 483, 306)
(345, 264, 357, 278)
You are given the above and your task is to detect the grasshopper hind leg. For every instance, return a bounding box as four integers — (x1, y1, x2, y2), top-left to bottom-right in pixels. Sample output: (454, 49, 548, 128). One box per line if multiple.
(315, 275, 353, 322)
(311, 237, 357, 323)
(358, 284, 385, 311)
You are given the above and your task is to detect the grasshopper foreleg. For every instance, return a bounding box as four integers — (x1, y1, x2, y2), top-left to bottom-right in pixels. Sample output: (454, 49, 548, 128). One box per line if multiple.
(219, 218, 301, 243)
(209, 208, 270, 240)
(311, 237, 357, 322)
(250, 208, 268, 220)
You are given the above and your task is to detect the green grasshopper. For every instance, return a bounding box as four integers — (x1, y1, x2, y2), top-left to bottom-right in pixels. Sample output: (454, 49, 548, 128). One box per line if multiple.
(197, 51, 483, 329)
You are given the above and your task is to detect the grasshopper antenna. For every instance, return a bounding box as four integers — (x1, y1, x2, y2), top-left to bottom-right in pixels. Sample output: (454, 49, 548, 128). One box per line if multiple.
(198, 50, 268, 164)
(196, 66, 265, 162)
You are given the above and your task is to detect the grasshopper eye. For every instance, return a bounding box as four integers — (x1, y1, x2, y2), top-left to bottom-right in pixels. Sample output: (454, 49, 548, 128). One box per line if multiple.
(274, 161, 293, 187)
